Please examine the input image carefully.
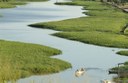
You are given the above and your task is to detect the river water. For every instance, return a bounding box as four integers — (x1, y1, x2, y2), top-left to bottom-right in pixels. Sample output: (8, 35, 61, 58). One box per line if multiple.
(0, 0, 128, 83)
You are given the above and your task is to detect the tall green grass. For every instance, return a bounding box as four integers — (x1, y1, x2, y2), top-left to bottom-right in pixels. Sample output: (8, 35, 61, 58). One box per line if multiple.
(0, 40, 71, 82)
(0, 57, 21, 83)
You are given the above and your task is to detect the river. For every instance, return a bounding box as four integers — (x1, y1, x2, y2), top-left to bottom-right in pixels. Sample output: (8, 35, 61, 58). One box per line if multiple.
(0, 0, 128, 83)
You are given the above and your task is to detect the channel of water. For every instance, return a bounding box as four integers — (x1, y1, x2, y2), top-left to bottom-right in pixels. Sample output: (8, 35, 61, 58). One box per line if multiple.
(0, 0, 128, 83)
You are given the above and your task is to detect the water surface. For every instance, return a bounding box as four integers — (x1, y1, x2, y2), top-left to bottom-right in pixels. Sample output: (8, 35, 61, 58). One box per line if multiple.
(0, 1, 128, 83)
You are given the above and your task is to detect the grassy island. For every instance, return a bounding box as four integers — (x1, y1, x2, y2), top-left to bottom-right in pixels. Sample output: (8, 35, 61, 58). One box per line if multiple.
(0, 40, 71, 82)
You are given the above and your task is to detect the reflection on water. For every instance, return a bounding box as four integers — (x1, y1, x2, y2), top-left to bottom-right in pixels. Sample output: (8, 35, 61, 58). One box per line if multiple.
(0, 0, 128, 83)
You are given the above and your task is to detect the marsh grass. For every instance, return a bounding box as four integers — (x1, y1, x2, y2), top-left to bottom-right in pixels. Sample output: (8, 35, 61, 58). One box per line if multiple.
(29, 1, 128, 81)
(0, 40, 71, 82)
(0, 1, 26, 8)
(0, 2, 16, 8)
(18, 0, 48, 1)
(29, 1, 128, 48)
(116, 50, 128, 56)
(0, 56, 21, 83)
(0, 0, 47, 8)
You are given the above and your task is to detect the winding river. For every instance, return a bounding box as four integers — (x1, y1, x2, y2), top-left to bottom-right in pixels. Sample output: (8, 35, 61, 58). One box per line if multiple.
(0, 0, 128, 83)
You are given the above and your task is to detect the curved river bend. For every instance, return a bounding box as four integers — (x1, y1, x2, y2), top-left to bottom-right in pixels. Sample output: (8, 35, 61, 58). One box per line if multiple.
(0, 0, 128, 83)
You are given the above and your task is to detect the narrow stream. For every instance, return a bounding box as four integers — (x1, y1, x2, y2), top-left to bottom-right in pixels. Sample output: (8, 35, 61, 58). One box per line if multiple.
(0, 0, 128, 83)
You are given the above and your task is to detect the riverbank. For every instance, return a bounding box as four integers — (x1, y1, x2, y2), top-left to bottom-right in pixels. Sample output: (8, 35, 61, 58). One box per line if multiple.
(0, 40, 71, 82)
(29, 0, 128, 81)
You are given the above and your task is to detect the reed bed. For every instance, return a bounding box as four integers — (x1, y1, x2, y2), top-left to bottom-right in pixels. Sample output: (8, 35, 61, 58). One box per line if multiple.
(0, 40, 71, 82)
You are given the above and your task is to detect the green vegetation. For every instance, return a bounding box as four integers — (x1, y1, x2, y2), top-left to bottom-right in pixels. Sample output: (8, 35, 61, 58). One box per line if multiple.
(109, 62, 128, 81)
(18, 0, 47, 1)
(29, 0, 128, 81)
(0, 40, 71, 82)
(0, 0, 47, 8)
(0, 2, 16, 8)
(116, 50, 128, 56)
(115, 50, 128, 79)
(29, 1, 128, 48)
(0, 1, 26, 8)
